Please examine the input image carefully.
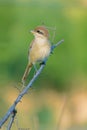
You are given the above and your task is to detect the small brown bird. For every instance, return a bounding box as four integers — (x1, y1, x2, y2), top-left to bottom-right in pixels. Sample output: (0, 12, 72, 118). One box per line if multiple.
(22, 26, 51, 84)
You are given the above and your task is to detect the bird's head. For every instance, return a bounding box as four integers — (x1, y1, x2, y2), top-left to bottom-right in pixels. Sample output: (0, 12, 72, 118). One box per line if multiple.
(31, 26, 49, 39)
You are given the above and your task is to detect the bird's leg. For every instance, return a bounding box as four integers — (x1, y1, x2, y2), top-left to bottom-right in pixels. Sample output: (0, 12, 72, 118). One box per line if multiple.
(33, 64, 38, 74)
(40, 61, 46, 66)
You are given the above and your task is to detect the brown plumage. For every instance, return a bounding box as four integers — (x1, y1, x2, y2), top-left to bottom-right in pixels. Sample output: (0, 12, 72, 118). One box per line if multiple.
(22, 26, 51, 84)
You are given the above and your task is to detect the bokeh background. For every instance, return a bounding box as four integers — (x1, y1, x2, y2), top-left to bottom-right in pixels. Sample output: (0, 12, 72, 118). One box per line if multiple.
(0, 0, 87, 130)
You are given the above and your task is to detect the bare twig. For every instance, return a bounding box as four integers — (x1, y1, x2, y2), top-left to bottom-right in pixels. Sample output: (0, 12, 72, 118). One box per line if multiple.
(0, 39, 64, 129)
(7, 109, 17, 130)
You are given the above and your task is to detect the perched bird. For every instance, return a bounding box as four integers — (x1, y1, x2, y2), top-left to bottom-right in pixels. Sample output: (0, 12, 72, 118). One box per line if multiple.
(22, 26, 51, 84)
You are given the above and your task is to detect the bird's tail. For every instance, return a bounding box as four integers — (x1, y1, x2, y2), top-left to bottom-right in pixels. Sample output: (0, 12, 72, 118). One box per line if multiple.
(22, 62, 33, 84)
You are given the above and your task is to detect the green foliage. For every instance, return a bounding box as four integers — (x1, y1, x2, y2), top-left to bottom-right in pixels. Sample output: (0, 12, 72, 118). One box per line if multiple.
(0, 0, 87, 91)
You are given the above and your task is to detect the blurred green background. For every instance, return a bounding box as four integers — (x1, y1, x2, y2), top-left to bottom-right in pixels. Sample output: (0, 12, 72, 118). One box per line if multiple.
(0, 0, 87, 130)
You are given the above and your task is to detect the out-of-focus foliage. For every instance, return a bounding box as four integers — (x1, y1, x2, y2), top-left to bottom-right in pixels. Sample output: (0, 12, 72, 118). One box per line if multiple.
(0, 1, 87, 130)
(0, 0, 87, 91)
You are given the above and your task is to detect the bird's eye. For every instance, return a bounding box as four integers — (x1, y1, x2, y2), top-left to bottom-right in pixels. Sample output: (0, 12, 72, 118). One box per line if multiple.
(36, 30, 43, 35)
(37, 30, 40, 33)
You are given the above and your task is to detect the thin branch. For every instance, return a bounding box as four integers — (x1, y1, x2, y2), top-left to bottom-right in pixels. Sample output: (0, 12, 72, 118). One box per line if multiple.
(51, 39, 64, 51)
(0, 39, 64, 129)
(7, 109, 17, 130)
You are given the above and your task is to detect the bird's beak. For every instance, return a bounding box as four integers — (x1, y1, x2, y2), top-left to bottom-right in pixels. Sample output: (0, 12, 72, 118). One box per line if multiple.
(30, 30, 35, 34)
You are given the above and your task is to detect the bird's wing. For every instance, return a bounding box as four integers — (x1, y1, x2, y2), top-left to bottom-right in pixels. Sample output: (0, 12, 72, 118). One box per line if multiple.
(28, 40, 34, 59)
(28, 40, 33, 52)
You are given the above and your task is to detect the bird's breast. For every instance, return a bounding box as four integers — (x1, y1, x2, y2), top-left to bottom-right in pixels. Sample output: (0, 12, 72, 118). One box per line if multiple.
(29, 41, 51, 63)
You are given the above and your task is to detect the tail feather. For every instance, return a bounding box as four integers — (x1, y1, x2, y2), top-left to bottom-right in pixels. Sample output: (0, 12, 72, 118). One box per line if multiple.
(22, 62, 33, 84)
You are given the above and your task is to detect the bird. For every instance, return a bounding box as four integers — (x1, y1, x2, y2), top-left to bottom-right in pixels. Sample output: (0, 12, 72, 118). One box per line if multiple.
(22, 26, 51, 85)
